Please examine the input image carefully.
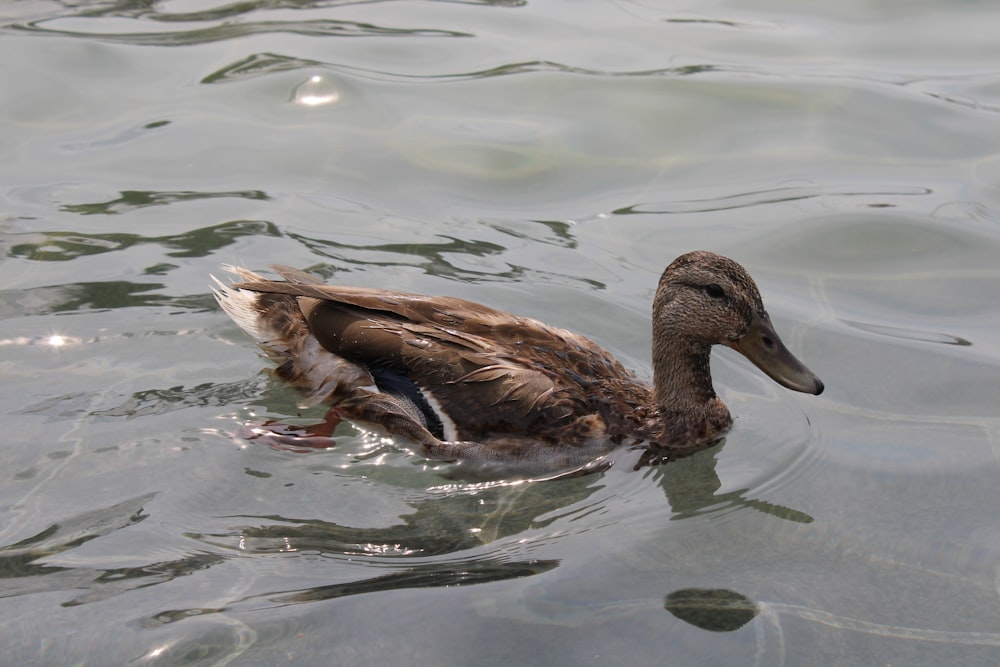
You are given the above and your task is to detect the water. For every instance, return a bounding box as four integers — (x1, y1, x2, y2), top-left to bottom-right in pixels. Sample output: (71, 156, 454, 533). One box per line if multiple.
(3, 1, 1000, 664)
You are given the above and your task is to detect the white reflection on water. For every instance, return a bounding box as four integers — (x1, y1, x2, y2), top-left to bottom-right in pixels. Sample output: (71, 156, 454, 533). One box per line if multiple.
(292, 75, 340, 107)
(0, 333, 84, 348)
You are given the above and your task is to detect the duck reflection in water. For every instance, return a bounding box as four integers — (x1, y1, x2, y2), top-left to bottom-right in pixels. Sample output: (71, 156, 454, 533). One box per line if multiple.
(210, 441, 811, 609)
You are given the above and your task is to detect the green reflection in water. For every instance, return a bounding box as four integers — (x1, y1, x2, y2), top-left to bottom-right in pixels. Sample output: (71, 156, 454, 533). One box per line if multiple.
(10, 17, 472, 46)
(8, 220, 280, 262)
(60, 189, 269, 216)
(201, 52, 321, 84)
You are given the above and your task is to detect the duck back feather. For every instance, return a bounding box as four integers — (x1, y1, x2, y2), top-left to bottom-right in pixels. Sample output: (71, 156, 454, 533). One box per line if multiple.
(213, 266, 649, 472)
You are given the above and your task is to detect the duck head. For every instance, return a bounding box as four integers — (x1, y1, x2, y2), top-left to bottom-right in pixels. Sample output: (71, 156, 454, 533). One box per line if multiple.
(652, 251, 823, 410)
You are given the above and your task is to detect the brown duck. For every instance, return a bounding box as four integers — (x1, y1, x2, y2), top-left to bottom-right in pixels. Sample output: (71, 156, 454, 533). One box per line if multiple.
(213, 251, 823, 476)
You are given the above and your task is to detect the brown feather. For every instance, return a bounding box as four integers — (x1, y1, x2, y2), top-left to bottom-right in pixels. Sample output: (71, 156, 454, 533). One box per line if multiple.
(214, 252, 823, 475)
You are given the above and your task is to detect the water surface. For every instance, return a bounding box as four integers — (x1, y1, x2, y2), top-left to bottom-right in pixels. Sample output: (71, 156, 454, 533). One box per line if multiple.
(2, 1, 1000, 665)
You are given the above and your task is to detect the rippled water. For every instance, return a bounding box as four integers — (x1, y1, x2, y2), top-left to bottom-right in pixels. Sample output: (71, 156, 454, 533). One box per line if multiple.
(3, 1, 1000, 664)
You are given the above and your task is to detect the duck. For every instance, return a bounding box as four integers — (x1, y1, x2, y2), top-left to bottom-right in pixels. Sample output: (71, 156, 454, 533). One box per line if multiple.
(212, 251, 823, 476)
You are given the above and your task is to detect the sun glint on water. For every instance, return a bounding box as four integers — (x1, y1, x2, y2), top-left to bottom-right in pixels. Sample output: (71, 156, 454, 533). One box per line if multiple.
(293, 75, 340, 107)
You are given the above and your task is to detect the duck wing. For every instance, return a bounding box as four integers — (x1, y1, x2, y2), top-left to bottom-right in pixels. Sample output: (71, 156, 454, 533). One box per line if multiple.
(232, 266, 639, 442)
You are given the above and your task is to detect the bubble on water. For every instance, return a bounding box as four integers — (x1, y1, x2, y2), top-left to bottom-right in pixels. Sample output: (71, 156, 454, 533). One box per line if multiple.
(292, 75, 340, 107)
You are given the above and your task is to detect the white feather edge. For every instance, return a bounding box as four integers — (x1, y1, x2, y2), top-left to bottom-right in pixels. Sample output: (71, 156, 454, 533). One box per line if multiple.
(418, 388, 459, 442)
(210, 272, 275, 344)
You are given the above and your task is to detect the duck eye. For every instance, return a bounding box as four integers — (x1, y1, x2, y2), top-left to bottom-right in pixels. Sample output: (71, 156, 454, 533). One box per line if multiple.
(705, 283, 725, 299)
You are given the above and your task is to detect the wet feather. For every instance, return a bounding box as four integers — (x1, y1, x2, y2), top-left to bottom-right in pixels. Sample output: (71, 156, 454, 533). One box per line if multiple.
(212, 251, 823, 475)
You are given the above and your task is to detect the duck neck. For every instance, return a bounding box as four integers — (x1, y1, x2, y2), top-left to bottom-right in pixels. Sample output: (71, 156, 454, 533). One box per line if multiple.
(651, 338, 719, 418)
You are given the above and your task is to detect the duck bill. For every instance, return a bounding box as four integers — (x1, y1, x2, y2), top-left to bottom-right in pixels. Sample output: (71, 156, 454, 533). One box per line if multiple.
(729, 313, 824, 395)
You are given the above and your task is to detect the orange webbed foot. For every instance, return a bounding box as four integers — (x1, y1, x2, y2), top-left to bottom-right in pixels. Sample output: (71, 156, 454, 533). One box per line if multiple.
(237, 409, 343, 453)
